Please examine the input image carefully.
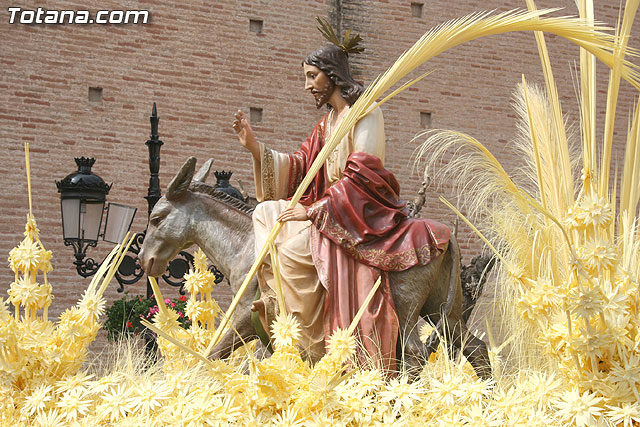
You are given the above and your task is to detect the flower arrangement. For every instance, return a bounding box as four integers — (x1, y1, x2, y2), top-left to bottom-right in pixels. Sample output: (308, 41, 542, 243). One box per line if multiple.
(414, 1, 640, 424)
(3, 6, 640, 426)
(103, 293, 190, 341)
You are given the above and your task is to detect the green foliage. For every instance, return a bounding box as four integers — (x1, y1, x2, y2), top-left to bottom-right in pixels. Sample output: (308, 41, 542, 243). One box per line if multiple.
(103, 292, 191, 341)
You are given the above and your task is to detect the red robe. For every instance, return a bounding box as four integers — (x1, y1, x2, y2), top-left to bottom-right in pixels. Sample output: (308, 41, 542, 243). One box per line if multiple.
(283, 116, 450, 371)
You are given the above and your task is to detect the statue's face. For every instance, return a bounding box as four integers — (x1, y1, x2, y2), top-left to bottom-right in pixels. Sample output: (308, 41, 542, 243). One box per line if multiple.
(303, 63, 335, 109)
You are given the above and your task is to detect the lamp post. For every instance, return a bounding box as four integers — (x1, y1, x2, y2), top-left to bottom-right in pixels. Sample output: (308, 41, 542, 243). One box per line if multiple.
(56, 104, 225, 294)
(112, 103, 222, 298)
(145, 102, 162, 219)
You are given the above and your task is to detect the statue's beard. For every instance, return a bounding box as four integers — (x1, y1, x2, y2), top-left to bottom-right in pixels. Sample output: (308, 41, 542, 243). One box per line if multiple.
(314, 80, 335, 109)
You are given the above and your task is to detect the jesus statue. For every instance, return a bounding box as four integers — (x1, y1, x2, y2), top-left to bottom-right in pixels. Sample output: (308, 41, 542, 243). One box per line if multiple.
(233, 30, 449, 371)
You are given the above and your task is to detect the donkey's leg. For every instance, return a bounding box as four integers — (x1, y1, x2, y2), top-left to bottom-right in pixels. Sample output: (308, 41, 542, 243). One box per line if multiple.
(209, 281, 260, 360)
(429, 236, 492, 380)
(396, 313, 428, 378)
(443, 317, 492, 380)
(390, 263, 439, 377)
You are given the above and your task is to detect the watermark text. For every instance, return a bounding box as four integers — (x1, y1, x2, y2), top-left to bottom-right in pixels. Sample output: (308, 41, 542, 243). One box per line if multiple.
(8, 7, 150, 24)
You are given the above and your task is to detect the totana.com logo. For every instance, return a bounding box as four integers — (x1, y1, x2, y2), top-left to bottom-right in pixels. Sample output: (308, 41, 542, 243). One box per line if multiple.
(8, 7, 150, 24)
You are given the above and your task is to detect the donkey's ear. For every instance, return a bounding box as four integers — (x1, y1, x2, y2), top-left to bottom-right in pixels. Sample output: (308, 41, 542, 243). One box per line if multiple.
(166, 157, 196, 200)
(193, 158, 214, 183)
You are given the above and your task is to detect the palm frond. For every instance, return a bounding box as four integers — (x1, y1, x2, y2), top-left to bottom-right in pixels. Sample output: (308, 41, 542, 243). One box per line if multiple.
(341, 30, 365, 55)
(513, 82, 580, 220)
(316, 17, 364, 55)
(210, 8, 640, 353)
(578, 0, 599, 192)
(316, 16, 341, 47)
(598, 0, 640, 198)
(525, 0, 575, 218)
(620, 101, 640, 237)
(297, 8, 639, 211)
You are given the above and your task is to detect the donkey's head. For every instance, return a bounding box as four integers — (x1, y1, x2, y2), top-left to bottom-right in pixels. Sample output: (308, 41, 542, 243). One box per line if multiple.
(138, 157, 213, 277)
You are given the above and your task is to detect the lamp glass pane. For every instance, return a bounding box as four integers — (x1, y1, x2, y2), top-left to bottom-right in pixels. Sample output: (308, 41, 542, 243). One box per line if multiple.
(103, 203, 137, 244)
(61, 199, 80, 239)
(81, 201, 104, 242)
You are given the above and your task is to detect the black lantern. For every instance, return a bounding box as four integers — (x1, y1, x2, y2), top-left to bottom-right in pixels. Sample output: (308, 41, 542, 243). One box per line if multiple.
(213, 171, 246, 201)
(56, 157, 136, 277)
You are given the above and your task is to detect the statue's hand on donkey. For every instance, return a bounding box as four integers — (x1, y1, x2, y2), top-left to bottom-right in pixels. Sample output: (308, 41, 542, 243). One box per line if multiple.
(139, 157, 492, 380)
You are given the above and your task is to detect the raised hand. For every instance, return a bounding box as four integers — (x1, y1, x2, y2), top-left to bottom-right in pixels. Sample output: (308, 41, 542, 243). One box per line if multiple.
(233, 110, 259, 160)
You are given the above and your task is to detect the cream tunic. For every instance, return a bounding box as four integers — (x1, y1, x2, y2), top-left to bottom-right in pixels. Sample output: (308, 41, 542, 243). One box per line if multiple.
(251, 107, 385, 360)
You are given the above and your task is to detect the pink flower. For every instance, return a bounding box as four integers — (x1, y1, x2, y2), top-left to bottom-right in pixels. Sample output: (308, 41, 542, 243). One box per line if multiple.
(178, 312, 184, 318)
(164, 298, 171, 304)
(170, 302, 175, 307)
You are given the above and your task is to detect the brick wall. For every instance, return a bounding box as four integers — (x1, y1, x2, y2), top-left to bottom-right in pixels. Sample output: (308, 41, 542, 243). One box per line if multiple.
(1, 1, 637, 331)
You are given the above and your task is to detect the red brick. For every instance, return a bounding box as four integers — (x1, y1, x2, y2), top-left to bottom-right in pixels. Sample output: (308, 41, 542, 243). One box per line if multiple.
(0, 0, 636, 334)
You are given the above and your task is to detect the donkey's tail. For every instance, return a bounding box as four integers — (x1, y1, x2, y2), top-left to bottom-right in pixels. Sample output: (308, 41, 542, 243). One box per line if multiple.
(407, 177, 431, 218)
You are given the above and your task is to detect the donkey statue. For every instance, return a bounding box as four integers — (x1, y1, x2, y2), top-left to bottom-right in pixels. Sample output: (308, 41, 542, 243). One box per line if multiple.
(138, 157, 491, 379)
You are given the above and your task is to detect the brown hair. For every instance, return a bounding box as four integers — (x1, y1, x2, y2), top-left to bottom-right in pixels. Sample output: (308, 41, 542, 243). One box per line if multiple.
(304, 45, 364, 106)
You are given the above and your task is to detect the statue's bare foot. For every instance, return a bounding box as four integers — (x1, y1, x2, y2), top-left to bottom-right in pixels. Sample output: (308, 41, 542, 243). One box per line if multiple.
(251, 292, 278, 321)
(251, 299, 265, 313)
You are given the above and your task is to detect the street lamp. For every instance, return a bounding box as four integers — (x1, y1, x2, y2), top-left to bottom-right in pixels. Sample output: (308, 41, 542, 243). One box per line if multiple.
(53, 104, 224, 297)
(56, 157, 136, 277)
